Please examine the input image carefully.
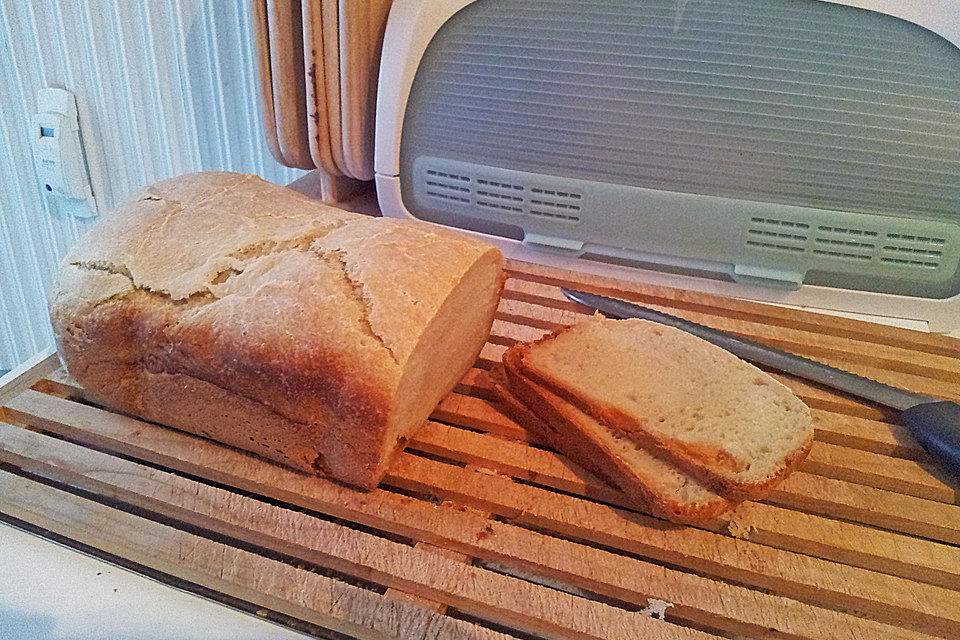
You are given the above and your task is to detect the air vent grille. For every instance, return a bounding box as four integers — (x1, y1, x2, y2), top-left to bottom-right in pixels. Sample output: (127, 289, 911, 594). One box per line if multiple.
(745, 216, 950, 271)
(420, 165, 583, 222)
(880, 233, 946, 269)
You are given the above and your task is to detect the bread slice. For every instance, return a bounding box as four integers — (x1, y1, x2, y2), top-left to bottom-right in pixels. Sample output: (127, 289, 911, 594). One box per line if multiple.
(489, 363, 626, 495)
(496, 351, 732, 523)
(518, 316, 813, 498)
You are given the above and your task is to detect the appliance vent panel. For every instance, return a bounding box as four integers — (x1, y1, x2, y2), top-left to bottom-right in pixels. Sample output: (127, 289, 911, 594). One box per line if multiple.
(408, 157, 960, 298)
(401, 0, 960, 221)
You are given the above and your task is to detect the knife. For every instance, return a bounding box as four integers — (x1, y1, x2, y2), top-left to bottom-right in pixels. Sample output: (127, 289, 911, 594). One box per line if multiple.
(562, 288, 960, 474)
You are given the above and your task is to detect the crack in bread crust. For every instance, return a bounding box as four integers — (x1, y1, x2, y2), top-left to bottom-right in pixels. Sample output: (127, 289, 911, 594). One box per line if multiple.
(69, 260, 217, 308)
(69, 229, 402, 368)
(318, 248, 400, 365)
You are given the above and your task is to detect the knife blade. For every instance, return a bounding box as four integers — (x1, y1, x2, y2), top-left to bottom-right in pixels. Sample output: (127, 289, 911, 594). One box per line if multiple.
(562, 287, 960, 473)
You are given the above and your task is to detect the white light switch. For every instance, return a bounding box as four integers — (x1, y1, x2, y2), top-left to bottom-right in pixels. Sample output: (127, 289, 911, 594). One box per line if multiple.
(32, 88, 98, 217)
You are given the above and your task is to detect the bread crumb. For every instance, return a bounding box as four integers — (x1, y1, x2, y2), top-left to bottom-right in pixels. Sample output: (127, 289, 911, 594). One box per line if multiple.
(639, 598, 673, 619)
(725, 517, 756, 539)
(475, 467, 500, 476)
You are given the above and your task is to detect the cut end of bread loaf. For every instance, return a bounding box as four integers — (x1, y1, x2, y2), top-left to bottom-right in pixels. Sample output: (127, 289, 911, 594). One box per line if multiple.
(520, 316, 813, 498)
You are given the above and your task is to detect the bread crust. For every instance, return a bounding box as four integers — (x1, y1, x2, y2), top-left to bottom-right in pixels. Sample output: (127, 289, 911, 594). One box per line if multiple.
(49, 172, 503, 489)
(499, 347, 732, 524)
(517, 322, 813, 500)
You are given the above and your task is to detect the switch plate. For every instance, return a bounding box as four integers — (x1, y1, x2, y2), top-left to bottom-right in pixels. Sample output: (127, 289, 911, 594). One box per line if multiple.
(32, 88, 98, 217)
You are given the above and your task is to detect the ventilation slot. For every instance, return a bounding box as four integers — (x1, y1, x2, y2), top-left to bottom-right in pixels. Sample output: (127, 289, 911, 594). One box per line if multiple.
(477, 178, 523, 192)
(476, 190, 522, 203)
(815, 237, 875, 250)
(812, 237, 875, 263)
(887, 234, 946, 245)
(750, 217, 810, 231)
(426, 169, 470, 183)
(805, 224, 881, 262)
(882, 245, 943, 257)
(424, 168, 472, 205)
(879, 256, 939, 269)
(817, 226, 878, 238)
(477, 199, 522, 214)
(812, 248, 871, 262)
(746, 240, 804, 253)
(529, 187, 582, 223)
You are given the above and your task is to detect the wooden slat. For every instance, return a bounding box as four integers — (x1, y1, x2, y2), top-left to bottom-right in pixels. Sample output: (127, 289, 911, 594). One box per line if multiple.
(769, 472, 960, 545)
(809, 409, 926, 460)
(803, 441, 955, 503)
(428, 386, 960, 545)
(0, 411, 940, 640)
(0, 471, 510, 640)
(388, 455, 960, 638)
(0, 349, 58, 404)
(404, 420, 960, 591)
(251, 0, 286, 166)
(0, 423, 712, 640)
(504, 260, 960, 359)
(267, 0, 314, 169)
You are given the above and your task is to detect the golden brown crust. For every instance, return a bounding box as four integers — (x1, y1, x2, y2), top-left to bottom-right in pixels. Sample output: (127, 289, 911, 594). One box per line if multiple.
(49, 171, 504, 489)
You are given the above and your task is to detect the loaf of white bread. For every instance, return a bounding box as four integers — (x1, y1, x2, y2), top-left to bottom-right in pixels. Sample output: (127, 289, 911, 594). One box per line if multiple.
(495, 315, 813, 522)
(49, 172, 504, 488)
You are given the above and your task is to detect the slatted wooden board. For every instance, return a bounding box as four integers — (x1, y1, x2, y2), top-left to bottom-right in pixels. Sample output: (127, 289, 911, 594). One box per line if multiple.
(2, 261, 959, 640)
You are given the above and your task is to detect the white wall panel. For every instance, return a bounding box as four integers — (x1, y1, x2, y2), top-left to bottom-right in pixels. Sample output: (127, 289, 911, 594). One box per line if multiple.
(0, 0, 305, 369)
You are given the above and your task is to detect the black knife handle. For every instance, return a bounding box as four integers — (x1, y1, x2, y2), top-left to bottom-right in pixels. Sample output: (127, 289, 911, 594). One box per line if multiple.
(901, 401, 960, 477)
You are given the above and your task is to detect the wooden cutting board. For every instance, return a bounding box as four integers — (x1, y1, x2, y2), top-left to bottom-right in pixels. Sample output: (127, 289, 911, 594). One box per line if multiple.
(2, 253, 959, 638)
(251, 0, 285, 166)
(337, 0, 392, 180)
(267, 0, 315, 169)
(301, 0, 341, 175)
(321, 0, 346, 174)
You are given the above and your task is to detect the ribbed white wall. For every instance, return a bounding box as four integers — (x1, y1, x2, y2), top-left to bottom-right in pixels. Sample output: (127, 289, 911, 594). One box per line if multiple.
(0, 1, 305, 369)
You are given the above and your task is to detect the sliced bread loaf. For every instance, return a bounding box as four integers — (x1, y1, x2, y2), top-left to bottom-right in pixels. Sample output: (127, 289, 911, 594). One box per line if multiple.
(496, 349, 732, 523)
(518, 316, 813, 498)
(489, 363, 627, 497)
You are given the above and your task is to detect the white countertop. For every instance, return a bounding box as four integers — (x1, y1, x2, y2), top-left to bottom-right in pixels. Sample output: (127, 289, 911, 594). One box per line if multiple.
(0, 522, 308, 640)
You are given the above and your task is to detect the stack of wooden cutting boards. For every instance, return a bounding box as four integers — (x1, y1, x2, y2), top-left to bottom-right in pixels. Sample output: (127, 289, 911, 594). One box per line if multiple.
(253, 0, 392, 192)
